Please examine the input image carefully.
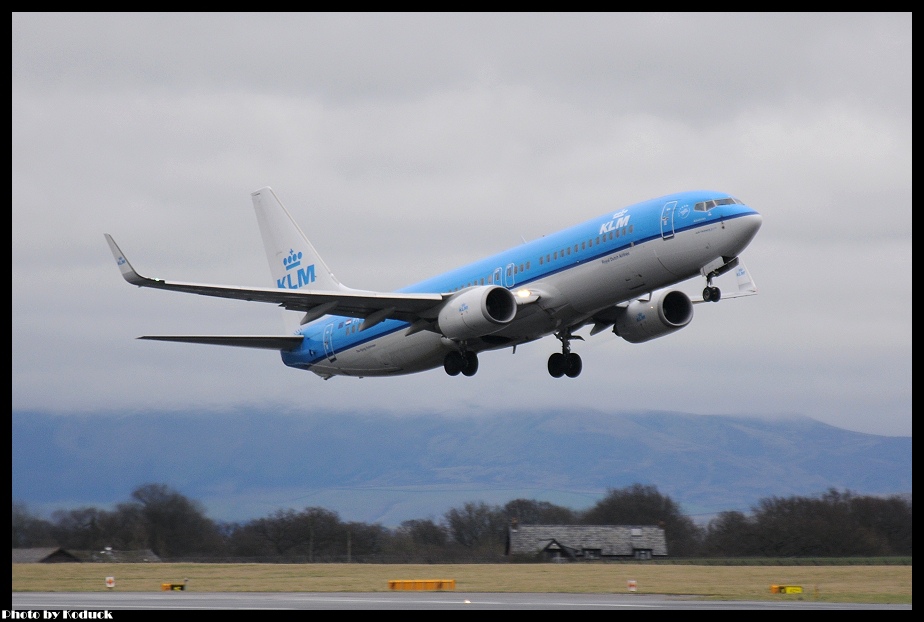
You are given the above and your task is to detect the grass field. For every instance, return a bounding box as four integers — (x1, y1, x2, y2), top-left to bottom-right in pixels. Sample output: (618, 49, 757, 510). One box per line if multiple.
(11, 563, 912, 604)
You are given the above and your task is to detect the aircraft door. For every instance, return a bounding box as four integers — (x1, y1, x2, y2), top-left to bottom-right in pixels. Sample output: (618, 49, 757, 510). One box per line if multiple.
(323, 322, 337, 362)
(660, 201, 677, 239)
(505, 263, 516, 288)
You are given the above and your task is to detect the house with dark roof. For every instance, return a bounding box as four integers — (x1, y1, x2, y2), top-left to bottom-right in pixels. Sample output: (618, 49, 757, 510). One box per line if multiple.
(12, 547, 81, 563)
(70, 549, 162, 563)
(12, 547, 162, 563)
(505, 523, 668, 561)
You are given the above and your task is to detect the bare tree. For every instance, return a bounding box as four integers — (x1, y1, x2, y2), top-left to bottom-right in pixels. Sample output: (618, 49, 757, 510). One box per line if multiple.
(702, 510, 757, 557)
(444, 501, 506, 550)
(122, 483, 223, 557)
(12, 502, 55, 548)
(701, 489, 913, 557)
(247, 509, 305, 557)
(848, 494, 912, 556)
(580, 484, 702, 556)
(503, 499, 577, 525)
(50, 507, 108, 550)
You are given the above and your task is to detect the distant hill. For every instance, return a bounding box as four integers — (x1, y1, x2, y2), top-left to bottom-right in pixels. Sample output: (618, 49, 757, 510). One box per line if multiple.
(12, 409, 911, 526)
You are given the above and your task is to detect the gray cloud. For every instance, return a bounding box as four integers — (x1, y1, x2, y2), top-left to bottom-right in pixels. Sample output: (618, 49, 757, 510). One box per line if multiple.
(12, 13, 911, 437)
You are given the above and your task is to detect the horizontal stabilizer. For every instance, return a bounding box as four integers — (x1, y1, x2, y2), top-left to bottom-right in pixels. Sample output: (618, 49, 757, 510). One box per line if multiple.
(138, 335, 303, 351)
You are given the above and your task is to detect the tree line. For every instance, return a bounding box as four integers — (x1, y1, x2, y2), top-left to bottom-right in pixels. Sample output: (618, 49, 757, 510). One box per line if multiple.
(12, 484, 910, 562)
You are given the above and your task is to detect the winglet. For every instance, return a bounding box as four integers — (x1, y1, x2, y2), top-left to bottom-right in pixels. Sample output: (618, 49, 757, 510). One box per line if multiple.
(104, 234, 149, 286)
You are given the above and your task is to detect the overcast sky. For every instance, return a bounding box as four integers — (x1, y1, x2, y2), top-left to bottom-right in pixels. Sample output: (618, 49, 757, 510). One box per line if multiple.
(12, 13, 911, 437)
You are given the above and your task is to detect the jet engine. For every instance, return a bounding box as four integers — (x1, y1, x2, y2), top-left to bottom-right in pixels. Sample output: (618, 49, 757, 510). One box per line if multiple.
(436, 285, 518, 340)
(613, 289, 694, 344)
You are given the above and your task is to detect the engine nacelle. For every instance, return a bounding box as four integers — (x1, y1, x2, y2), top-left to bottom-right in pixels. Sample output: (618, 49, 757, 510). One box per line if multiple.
(436, 285, 518, 340)
(613, 289, 694, 344)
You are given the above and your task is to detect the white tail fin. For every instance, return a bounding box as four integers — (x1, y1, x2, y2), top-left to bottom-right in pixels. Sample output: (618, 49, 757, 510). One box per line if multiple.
(251, 187, 347, 333)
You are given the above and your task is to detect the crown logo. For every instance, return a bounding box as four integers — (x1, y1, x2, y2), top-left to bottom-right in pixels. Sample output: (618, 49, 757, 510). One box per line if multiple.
(283, 249, 302, 271)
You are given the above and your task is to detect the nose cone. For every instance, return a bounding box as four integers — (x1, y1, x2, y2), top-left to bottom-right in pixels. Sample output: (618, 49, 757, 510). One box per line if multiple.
(726, 210, 762, 257)
(742, 212, 763, 240)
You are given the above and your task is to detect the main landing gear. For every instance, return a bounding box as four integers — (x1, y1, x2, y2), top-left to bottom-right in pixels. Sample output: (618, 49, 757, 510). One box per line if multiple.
(444, 349, 479, 377)
(548, 329, 582, 378)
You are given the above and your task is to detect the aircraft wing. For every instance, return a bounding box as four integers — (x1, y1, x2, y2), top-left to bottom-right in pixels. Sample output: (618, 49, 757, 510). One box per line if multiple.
(105, 234, 447, 327)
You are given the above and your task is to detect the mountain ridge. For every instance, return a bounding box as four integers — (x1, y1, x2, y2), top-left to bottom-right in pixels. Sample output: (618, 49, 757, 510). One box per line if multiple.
(12, 409, 911, 526)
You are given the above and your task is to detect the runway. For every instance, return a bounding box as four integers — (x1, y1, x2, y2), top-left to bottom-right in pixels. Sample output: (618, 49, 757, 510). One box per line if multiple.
(10, 592, 911, 610)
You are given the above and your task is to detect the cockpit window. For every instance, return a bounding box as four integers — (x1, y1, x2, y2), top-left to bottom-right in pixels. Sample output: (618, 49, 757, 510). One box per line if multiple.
(694, 196, 743, 211)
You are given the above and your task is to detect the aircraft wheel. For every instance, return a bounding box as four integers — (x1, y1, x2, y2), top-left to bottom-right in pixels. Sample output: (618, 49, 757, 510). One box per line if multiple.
(548, 353, 565, 378)
(444, 351, 463, 376)
(702, 286, 713, 302)
(461, 351, 479, 377)
(710, 286, 721, 302)
(565, 353, 582, 378)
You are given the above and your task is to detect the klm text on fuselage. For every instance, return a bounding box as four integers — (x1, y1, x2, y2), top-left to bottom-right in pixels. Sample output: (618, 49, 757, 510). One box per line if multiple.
(599, 210, 630, 235)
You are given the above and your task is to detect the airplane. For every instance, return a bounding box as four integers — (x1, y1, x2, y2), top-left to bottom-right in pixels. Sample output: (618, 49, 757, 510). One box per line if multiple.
(105, 187, 761, 379)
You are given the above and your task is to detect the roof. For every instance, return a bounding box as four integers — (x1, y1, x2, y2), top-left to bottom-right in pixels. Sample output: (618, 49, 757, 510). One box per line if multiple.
(507, 525, 668, 557)
(12, 548, 82, 563)
(70, 549, 162, 563)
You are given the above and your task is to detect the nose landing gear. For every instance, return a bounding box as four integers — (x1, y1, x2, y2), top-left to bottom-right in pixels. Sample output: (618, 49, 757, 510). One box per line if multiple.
(548, 330, 583, 378)
(702, 273, 721, 303)
(702, 286, 721, 302)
